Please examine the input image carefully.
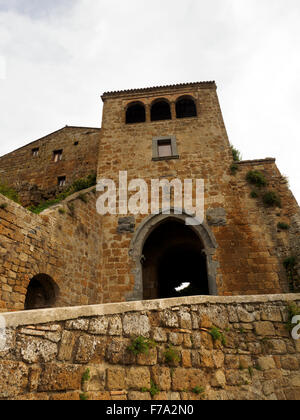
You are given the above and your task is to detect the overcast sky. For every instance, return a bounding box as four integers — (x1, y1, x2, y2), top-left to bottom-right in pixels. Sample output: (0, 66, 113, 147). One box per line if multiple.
(0, 0, 299, 203)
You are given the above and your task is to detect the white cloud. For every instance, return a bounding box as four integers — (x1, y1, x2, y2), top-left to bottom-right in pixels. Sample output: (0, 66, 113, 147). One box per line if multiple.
(0, 0, 299, 202)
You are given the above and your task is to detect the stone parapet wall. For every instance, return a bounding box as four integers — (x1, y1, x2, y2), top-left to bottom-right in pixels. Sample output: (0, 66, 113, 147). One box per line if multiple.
(1, 294, 299, 400)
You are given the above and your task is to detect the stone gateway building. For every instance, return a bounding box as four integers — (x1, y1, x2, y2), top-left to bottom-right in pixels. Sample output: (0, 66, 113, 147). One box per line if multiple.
(0, 81, 300, 402)
(0, 81, 299, 312)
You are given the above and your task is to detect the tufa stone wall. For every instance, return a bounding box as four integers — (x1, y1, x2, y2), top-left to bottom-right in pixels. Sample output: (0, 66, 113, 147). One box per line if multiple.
(97, 82, 300, 300)
(0, 126, 100, 206)
(0, 187, 102, 312)
(0, 294, 300, 400)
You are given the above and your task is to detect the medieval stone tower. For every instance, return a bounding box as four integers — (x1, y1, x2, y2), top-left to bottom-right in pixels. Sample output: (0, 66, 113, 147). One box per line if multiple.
(98, 81, 299, 303)
(0, 81, 299, 312)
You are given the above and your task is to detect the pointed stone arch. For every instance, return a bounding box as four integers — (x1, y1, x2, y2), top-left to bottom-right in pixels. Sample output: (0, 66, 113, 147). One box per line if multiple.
(127, 210, 219, 301)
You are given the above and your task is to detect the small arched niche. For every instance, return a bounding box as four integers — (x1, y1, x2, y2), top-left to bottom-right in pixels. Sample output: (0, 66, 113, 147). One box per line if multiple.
(151, 99, 172, 122)
(176, 96, 197, 119)
(126, 102, 146, 124)
(25, 274, 59, 310)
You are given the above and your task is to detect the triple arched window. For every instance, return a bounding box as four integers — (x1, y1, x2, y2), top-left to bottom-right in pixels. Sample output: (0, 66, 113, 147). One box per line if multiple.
(125, 95, 197, 124)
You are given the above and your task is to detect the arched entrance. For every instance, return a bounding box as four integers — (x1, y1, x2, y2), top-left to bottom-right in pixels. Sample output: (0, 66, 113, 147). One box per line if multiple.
(127, 211, 219, 302)
(142, 220, 208, 299)
(25, 274, 59, 310)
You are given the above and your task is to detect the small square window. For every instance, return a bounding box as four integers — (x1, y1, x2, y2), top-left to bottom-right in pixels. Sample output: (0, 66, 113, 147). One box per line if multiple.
(53, 150, 63, 162)
(158, 139, 172, 158)
(32, 148, 39, 157)
(58, 176, 66, 187)
(152, 136, 179, 161)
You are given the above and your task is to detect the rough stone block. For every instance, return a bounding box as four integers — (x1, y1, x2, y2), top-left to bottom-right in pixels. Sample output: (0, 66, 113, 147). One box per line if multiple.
(107, 367, 126, 391)
(172, 368, 206, 391)
(126, 367, 151, 390)
(151, 366, 171, 391)
(38, 363, 84, 392)
(123, 314, 150, 337)
(0, 361, 28, 399)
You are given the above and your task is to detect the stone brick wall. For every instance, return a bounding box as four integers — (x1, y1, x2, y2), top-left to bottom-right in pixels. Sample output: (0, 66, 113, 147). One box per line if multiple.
(0, 187, 102, 312)
(1, 294, 299, 400)
(0, 126, 100, 206)
(97, 82, 300, 300)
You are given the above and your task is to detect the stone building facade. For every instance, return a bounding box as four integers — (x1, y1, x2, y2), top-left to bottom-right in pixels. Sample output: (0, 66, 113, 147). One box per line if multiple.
(0, 126, 100, 206)
(0, 81, 299, 313)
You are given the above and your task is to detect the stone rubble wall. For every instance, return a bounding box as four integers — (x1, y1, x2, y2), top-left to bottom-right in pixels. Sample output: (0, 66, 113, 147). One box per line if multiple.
(1, 294, 299, 400)
(0, 187, 102, 312)
(0, 126, 100, 207)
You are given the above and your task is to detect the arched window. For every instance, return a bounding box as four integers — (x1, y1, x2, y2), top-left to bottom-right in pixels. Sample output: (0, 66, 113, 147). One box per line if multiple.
(25, 274, 59, 310)
(126, 102, 146, 124)
(151, 100, 171, 122)
(176, 96, 197, 119)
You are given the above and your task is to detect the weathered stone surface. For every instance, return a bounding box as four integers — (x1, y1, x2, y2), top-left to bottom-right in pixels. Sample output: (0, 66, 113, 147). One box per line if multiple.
(161, 310, 179, 328)
(254, 322, 276, 336)
(108, 316, 122, 336)
(178, 310, 192, 330)
(117, 217, 135, 234)
(89, 317, 109, 335)
(0, 361, 28, 398)
(153, 327, 167, 342)
(151, 366, 171, 391)
(17, 336, 57, 364)
(257, 356, 276, 371)
(107, 367, 126, 391)
(128, 391, 151, 400)
(137, 348, 157, 366)
(237, 307, 255, 323)
(83, 367, 106, 392)
(38, 363, 84, 392)
(280, 355, 299, 370)
(75, 335, 97, 363)
(126, 367, 151, 389)
(106, 338, 135, 365)
(58, 330, 76, 361)
(1, 295, 300, 400)
(211, 370, 226, 388)
(207, 208, 227, 226)
(123, 314, 150, 337)
(172, 368, 206, 391)
(261, 307, 282, 322)
(65, 319, 89, 331)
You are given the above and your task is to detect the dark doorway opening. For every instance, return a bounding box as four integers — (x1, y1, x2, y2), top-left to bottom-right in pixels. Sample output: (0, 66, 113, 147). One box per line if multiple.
(25, 274, 59, 310)
(142, 220, 208, 300)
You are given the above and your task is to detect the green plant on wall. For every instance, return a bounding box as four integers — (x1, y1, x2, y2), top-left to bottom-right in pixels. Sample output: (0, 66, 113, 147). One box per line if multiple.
(230, 163, 239, 175)
(262, 191, 282, 208)
(128, 336, 157, 356)
(192, 386, 205, 395)
(164, 345, 180, 365)
(0, 182, 20, 203)
(277, 222, 290, 230)
(230, 145, 242, 162)
(28, 172, 96, 214)
(246, 171, 267, 188)
(209, 326, 227, 346)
